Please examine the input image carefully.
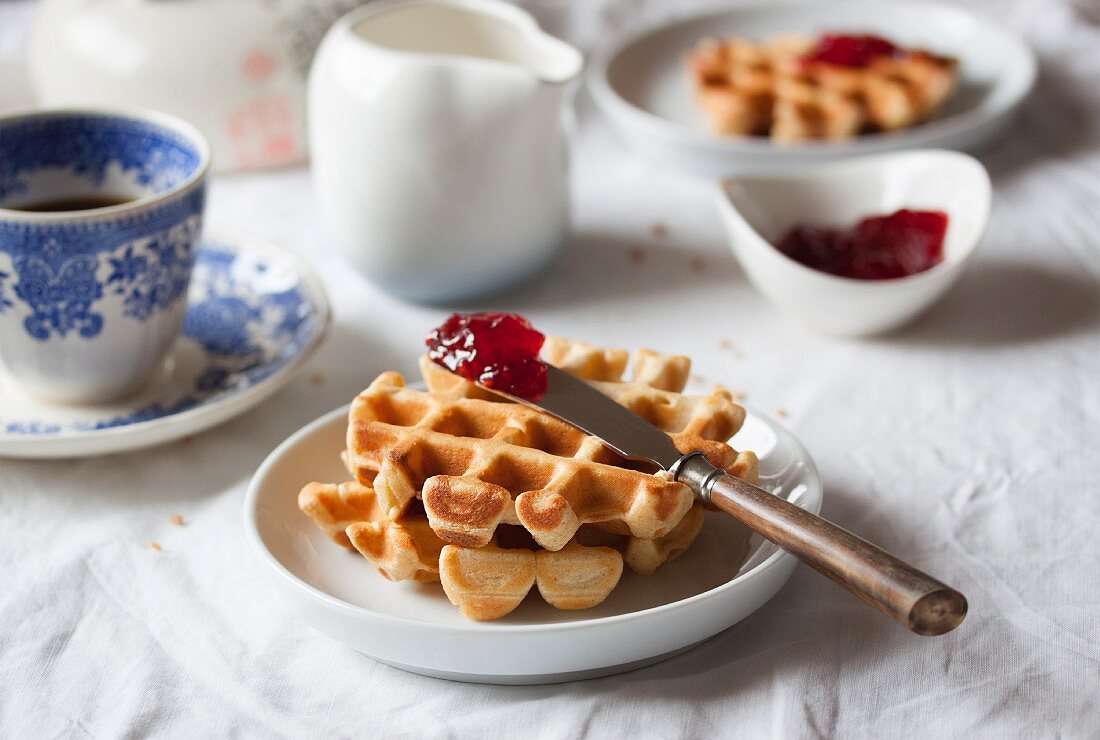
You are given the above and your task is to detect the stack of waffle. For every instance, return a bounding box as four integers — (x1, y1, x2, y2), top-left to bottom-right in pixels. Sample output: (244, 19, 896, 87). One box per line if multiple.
(300, 338, 758, 620)
(686, 35, 957, 142)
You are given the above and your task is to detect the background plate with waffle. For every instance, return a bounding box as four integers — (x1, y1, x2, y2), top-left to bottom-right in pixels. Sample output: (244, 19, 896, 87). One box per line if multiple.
(588, 0, 1035, 174)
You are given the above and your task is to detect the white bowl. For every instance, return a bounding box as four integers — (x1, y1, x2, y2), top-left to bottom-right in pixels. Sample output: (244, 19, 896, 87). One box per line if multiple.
(715, 149, 991, 337)
(589, 0, 1036, 175)
(244, 400, 823, 684)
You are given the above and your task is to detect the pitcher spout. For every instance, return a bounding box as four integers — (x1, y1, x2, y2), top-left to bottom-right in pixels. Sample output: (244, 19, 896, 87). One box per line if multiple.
(521, 29, 583, 84)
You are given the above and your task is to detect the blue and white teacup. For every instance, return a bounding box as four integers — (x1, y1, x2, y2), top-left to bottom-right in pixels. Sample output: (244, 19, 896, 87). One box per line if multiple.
(0, 109, 210, 404)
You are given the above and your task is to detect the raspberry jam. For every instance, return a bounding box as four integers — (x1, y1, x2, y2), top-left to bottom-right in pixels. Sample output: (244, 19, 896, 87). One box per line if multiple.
(803, 34, 900, 68)
(426, 312, 548, 400)
(777, 209, 949, 280)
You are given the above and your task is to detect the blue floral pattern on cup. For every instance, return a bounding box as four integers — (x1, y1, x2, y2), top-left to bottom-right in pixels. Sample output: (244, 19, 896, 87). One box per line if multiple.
(0, 270, 11, 312)
(106, 227, 197, 323)
(0, 238, 325, 435)
(11, 248, 104, 339)
(0, 212, 203, 341)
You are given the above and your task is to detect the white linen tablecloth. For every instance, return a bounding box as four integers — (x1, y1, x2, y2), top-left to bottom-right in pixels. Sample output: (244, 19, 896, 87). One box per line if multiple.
(2, 0, 1099, 736)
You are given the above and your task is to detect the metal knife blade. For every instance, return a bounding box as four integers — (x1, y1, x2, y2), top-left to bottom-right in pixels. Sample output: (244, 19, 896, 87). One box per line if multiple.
(491, 365, 684, 470)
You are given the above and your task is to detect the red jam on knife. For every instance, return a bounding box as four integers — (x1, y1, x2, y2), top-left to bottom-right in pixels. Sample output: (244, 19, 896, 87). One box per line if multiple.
(777, 209, 949, 280)
(802, 34, 900, 68)
(426, 312, 548, 401)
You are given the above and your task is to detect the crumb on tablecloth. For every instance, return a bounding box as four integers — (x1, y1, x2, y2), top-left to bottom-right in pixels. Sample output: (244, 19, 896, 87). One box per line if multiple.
(717, 338, 744, 358)
(650, 221, 668, 239)
(628, 247, 647, 265)
(309, 372, 325, 387)
(776, 407, 790, 418)
(149, 541, 163, 552)
(170, 515, 185, 527)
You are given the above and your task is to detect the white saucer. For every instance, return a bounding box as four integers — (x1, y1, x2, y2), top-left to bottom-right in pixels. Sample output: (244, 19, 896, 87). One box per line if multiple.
(589, 0, 1036, 175)
(244, 402, 823, 684)
(0, 231, 330, 458)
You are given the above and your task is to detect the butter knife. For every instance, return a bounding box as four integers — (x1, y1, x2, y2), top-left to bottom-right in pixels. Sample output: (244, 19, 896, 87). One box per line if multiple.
(485, 364, 968, 636)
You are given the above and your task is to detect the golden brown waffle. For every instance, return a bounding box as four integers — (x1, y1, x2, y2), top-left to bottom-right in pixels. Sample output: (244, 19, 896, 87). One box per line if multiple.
(299, 480, 381, 551)
(347, 372, 703, 551)
(300, 479, 707, 609)
(422, 338, 758, 482)
(362, 343, 757, 550)
(299, 481, 443, 582)
(438, 506, 720, 620)
(304, 336, 759, 620)
(542, 338, 756, 477)
(439, 541, 626, 620)
(577, 502, 705, 576)
(302, 472, 713, 563)
(686, 35, 957, 142)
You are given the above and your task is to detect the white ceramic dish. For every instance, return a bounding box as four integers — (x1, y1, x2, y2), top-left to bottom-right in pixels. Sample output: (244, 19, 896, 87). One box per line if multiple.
(310, 0, 582, 302)
(589, 0, 1036, 175)
(715, 149, 991, 337)
(244, 400, 823, 684)
(0, 231, 330, 458)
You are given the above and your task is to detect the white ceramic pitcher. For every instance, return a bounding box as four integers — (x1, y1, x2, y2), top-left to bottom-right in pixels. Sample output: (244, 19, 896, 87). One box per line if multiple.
(309, 0, 584, 302)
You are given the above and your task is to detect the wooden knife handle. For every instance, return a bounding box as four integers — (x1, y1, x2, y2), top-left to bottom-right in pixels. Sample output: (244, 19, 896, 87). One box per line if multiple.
(675, 455, 967, 636)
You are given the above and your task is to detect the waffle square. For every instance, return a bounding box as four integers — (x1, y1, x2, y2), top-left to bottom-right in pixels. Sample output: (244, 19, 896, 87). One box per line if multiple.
(686, 34, 957, 142)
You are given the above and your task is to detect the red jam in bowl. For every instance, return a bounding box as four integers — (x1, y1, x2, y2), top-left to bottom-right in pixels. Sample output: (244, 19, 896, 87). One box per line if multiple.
(777, 209, 949, 280)
(426, 312, 547, 400)
(802, 34, 900, 68)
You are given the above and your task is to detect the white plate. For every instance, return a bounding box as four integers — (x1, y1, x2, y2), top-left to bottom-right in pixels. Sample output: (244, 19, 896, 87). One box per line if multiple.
(244, 401, 823, 684)
(589, 0, 1036, 175)
(0, 232, 330, 458)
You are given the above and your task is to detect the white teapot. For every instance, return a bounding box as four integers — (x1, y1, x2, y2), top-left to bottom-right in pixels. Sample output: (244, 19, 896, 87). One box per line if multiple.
(309, 0, 583, 302)
(29, 0, 367, 171)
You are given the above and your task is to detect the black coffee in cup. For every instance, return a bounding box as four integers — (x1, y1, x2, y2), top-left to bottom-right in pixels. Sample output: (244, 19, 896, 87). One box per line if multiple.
(8, 195, 134, 212)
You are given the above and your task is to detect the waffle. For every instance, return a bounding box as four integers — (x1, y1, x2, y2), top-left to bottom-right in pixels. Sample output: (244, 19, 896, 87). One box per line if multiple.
(347, 373, 702, 550)
(431, 502, 717, 620)
(299, 481, 444, 582)
(438, 499, 731, 620)
(305, 472, 713, 561)
(576, 500, 705, 576)
(366, 348, 756, 550)
(440, 541, 625, 619)
(422, 338, 758, 482)
(543, 338, 756, 477)
(300, 478, 709, 618)
(686, 34, 957, 142)
(303, 337, 758, 620)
